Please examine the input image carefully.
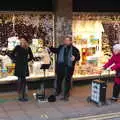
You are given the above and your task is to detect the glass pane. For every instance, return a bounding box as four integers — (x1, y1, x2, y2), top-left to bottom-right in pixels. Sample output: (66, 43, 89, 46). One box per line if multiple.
(0, 13, 55, 81)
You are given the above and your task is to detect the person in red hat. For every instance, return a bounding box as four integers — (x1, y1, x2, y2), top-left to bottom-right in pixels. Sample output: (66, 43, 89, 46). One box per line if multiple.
(103, 44, 120, 101)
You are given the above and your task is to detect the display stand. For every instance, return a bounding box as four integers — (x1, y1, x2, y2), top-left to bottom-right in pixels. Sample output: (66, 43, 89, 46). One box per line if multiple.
(41, 64, 50, 98)
(35, 64, 50, 102)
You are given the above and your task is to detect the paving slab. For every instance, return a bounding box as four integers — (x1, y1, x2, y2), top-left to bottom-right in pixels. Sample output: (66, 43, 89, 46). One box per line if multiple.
(0, 112, 9, 119)
(2, 101, 21, 112)
(0, 83, 120, 120)
(7, 110, 30, 120)
(19, 102, 39, 112)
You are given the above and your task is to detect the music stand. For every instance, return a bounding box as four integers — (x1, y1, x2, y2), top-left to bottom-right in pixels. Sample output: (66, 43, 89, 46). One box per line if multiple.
(39, 64, 50, 100)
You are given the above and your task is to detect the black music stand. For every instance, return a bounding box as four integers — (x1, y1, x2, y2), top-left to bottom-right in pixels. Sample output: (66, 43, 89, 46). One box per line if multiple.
(37, 64, 50, 101)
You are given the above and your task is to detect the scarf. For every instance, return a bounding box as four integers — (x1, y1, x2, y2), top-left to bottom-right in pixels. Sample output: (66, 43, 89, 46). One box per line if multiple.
(58, 45, 72, 67)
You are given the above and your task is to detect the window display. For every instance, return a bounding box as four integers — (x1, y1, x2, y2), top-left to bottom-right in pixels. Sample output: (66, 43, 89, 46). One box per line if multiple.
(0, 12, 118, 82)
(0, 13, 54, 81)
(0, 48, 15, 78)
(72, 20, 112, 78)
(30, 38, 53, 77)
(8, 36, 20, 51)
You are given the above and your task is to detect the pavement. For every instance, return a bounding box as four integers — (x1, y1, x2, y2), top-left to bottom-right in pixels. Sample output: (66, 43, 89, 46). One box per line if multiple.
(0, 82, 120, 120)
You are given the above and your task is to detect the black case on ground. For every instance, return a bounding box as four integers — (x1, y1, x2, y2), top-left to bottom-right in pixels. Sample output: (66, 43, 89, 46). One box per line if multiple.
(91, 79, 107, 104)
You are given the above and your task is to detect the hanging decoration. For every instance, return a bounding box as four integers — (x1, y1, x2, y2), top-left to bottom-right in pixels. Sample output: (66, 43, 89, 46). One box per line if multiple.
(0, 13, 53, 48)
(73, 13, 120, 22)
(8, 14, 20, 51)
(113, 22, 120, 31)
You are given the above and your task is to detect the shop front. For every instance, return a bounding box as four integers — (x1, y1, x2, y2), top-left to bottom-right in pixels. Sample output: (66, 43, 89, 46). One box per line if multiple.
(0, 12, 55, 84)
(73, 12, 120, 80)
(0, 12, 119, 84)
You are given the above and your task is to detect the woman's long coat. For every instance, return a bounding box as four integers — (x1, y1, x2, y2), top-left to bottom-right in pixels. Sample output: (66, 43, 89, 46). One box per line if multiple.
(11, 45, 34, 77)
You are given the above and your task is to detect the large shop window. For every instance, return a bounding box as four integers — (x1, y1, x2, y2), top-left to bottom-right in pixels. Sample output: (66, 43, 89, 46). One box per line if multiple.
(72, 20, 111, 78)
(0, 13, 55, 81)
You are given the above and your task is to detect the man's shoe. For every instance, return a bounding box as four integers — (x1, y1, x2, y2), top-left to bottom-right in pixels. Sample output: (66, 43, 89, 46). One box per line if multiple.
(60, 97, 64, 100)
(23, 98, 28, 102)
(55, 92, 60, 96)
(18, 98, 24, 102)
(64, 97, 69, 101)
(60, 97, 69, 101)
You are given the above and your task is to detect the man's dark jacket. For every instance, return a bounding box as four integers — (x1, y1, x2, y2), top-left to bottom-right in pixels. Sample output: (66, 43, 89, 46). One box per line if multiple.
(50, 45, 80, 75)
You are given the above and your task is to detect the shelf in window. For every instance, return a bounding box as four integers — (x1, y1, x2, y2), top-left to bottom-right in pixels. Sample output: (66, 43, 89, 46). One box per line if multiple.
(74, 44, 99, 48)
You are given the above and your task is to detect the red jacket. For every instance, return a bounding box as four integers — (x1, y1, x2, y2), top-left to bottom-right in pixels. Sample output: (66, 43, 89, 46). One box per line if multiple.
(104, 53, 120, 84)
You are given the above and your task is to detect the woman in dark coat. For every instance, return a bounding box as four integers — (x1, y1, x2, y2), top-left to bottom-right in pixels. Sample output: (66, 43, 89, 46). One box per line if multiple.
(11, 36, 34, 102)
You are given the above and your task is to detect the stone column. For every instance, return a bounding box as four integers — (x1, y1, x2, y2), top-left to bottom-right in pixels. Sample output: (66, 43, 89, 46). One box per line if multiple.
(54, 0, 72, 46)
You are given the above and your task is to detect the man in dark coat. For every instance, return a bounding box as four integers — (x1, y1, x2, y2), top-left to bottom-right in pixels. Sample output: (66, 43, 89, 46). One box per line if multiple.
(11, 36, 34, 102)
(49, 35, 80, 101)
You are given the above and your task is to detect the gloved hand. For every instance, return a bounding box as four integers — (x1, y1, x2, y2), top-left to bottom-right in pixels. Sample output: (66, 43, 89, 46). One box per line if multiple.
(106, 67, 111, 71)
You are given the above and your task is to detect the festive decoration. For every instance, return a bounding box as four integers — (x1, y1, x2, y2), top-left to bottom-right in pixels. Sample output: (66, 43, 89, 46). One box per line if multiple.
(8, 36, 20, 51)
(73, 13, 120, 21)
(0, 13, 53, 47)
(102, 33, 112, 56)
(103, 23, 120, 46)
